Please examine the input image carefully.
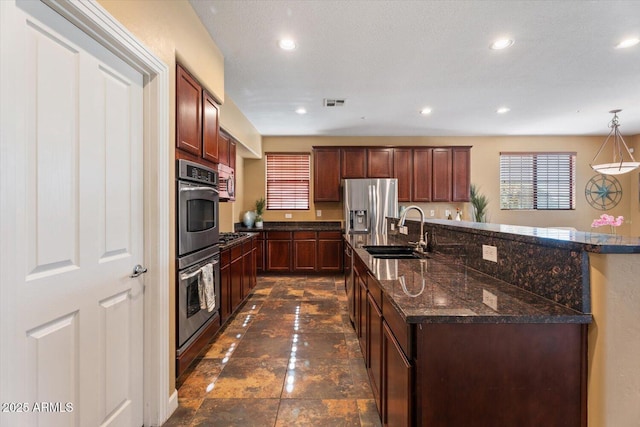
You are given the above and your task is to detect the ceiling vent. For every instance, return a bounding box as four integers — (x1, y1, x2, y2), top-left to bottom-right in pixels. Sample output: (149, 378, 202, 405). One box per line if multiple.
(323, 98, 346, 107)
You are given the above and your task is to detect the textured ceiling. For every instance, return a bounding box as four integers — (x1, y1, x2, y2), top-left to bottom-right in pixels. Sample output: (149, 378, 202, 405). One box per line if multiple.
(190, 0, 640, 137)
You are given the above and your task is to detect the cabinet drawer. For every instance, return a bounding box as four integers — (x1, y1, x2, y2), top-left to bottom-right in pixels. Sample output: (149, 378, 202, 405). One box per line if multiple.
(266, 231, 291, 240)
(293, 231, 316, 240)
(383, 293, 412, 358)
(231, 244, 243, 261)
(318, 231, 342, 239)
(220, 248, 231, 265)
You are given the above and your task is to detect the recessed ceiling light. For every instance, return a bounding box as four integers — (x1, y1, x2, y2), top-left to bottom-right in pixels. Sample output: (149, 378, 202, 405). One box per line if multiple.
(615, 37, 640, 49)
(496, 107, 511, 114)
(420, 108, 432, 115)
(278, 39, 297, 51)
(295, 107, 307, 115)
(490, 38, 514, 50)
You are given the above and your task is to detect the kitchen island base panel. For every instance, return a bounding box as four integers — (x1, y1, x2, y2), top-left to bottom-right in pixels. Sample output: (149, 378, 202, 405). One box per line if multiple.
(416, 322, 587, 427)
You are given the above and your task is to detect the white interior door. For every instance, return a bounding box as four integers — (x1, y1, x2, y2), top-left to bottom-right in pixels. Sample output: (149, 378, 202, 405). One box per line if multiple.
(1, 1, 144, 426)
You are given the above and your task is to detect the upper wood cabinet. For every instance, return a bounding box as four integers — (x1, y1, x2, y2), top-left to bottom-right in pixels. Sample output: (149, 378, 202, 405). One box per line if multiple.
(452, 147, 471, 201)
(313, 148, 342, 202)
(217, 129, 237, 168)
(202, 90, 219, 163)
(412, 148, 433, 202)
(432, 148, 453, 202)
(367, 148, 394, 178)
(341, 148, 367, 178)
(176, 63, 221, 166)
(313, 145, 471, 203)
(393, 148, 412, 202)
(176, 64, 202, 157)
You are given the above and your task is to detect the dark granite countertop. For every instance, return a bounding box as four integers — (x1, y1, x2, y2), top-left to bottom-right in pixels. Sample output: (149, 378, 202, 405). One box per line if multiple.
(423, 219, 640, 254)
(219, 232, 258, 250)
(235, 221, 343, 233)
(347, 233, 592, 325)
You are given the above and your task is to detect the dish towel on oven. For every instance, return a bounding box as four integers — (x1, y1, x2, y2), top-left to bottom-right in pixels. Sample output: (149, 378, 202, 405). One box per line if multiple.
(199, 263, 216, 312)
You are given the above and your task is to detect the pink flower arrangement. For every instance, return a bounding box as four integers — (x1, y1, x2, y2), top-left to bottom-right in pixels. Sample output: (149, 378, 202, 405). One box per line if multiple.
(591, 214, 624, 234)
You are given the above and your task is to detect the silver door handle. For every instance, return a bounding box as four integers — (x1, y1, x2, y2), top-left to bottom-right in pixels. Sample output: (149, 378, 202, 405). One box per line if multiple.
(130, 264, 148, 278)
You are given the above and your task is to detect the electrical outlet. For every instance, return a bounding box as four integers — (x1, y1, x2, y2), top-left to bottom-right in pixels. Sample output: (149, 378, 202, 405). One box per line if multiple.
(316, 210, 322, 217)
(399, 226, 408, 235)
(430, 210, 435, 217)
(482, 245, 498, 262)
(445, 209, 451, 217)
(482, 289, 498, 310)
(390, 223, 395, 231)
(285, 213, 292, 219)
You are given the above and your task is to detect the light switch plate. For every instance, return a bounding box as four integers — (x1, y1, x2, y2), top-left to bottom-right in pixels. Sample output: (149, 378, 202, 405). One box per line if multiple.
(399, 226, 408, 235)
(430, 210, 435, 217)
(285, 213, 292, 219)
(482, 245, 498, 262)
(482, 289, 498, 310)
(390, 223, 395, 231)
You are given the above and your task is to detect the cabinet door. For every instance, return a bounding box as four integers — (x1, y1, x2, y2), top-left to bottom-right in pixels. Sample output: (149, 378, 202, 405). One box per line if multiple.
(368, 148, 393, 178)
(313, 148, 341, 202)
(341, 148, 367, 178)
(432, 148, 453, 202)
(230, 257, 243, 313)
(383, 321, 413, 427)
(242, 241, 253, 298)
(293, 232, 316, 272)
(220, 254, 231, 324)
(393, 148, 412, 202)
(176, 64, 202, 156)
(218, 130, 230, 166)
(318, 232, 343, 272)
(452, 147, 471, 202)
(358, 275, 368, 359)
(266, 240, 291, 272)
(202, 90, 219, 163)
(256, 233, 265, 273)
(412, 148, 433, 202)
(368, 292, 383, 414)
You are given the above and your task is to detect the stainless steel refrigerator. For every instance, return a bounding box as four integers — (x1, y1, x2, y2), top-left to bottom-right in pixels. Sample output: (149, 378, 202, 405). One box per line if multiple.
(343, 178, 398, 235)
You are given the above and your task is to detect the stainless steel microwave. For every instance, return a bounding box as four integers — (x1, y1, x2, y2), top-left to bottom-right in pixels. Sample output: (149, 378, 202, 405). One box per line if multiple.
(217, 163, 235, 201)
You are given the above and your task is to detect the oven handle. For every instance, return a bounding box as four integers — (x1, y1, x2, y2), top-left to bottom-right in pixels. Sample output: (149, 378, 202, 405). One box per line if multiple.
(180, 186, 219, 195)
(179, 259, 220, 280)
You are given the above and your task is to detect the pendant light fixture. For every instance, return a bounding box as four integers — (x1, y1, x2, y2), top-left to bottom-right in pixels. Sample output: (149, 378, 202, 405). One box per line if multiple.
(590, 109, 639, 175)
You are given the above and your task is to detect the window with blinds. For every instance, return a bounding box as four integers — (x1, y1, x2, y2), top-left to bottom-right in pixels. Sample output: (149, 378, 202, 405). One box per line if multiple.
(500, 152, 576, 210)
(266, 153, 310, 210)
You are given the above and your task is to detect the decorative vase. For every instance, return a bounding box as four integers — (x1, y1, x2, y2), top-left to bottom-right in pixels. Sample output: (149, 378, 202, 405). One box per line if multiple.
(255, 219, 264, 229)
(243, 211, 256, 228)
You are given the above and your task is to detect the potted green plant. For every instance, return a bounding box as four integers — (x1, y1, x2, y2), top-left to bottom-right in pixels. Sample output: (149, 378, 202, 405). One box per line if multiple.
(254, 197, 266, 228)
(470, 184, 489, 223)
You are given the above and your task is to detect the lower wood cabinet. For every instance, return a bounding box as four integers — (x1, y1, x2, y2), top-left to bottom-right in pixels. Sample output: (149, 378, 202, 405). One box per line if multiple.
(293, 231, 316, 272)
(383, 321, 413, 427)
(220, 235, 258, 325)
(264, 230, 343, 273)
(266, 231, 292, 272)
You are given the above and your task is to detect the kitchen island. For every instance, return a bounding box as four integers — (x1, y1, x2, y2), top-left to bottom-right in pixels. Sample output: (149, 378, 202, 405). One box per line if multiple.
(346, 230, 591, 426)
(347, 219, 640, 427)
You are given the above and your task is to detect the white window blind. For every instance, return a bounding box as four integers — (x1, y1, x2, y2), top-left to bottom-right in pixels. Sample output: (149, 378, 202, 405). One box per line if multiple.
(266, 153, 310, 210)
(500, 152, 576, 210)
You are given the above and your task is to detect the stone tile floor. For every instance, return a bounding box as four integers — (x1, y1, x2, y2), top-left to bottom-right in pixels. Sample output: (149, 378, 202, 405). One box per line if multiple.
(163, 275, 382, 426)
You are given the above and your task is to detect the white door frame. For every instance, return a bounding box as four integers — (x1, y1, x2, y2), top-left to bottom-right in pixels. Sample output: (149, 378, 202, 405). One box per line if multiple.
(40, 1, 173, 425)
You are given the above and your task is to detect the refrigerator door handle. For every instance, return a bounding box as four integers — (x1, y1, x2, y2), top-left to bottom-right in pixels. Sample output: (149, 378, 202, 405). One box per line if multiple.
(369, 184, 377, 234)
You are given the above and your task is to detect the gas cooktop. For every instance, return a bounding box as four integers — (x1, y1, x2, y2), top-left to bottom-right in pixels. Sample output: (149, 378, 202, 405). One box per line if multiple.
(219, 232, 247, 244)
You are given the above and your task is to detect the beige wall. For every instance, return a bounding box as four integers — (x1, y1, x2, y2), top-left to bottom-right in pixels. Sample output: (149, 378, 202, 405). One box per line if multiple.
(245, 135, 640, 236)
(588, 252, 640, 426)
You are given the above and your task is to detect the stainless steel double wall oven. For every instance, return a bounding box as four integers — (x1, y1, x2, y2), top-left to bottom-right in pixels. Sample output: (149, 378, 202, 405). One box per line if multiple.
(176, 159, 221, 357)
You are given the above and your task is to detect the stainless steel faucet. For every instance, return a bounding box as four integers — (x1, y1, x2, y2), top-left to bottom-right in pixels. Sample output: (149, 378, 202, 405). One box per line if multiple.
(398, 205, 427, 252)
